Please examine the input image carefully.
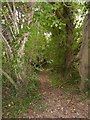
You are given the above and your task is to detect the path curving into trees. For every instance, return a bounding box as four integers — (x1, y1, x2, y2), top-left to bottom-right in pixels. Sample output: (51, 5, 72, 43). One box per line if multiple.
(26, 70, 88, 118)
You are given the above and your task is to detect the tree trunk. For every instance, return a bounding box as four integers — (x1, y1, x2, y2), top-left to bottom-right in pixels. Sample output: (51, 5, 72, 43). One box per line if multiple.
(54, 3, 75, 74)
(79, 11, 90, 91)
(63, 4, 75, 71)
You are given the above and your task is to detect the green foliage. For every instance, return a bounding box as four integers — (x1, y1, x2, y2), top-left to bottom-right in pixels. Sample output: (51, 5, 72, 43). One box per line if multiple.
(25, 22, 47, 64)
(2, 2, 43, 117)
(49, 70, 81, 96)
(33, 2, 85, 73)
(2, 2, 88, 117)
(49, 63, 81, 88)
(2, 73, 41, 118)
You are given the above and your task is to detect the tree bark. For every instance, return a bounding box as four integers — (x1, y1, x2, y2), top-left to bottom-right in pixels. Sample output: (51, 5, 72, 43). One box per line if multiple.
(63, 3, 75, 71)
(53, 3, 75, 74)
(79, 11, 90, 91)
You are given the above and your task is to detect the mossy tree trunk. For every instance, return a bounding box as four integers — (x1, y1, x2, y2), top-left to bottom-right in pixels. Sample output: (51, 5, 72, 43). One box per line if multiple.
(63, 4, 75, 71)
(55, 3, 75, 73)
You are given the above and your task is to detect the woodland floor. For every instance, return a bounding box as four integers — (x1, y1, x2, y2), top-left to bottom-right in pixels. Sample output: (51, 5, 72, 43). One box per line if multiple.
(26, 69, 88, 118)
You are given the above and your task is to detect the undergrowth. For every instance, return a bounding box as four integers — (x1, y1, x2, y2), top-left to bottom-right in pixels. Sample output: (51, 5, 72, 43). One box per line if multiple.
(48, 70, 88, 100)
(2, 73, 42, 118)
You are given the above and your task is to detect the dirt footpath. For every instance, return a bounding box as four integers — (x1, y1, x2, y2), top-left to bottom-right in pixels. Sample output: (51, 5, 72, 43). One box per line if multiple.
(27, 70, 88, 118)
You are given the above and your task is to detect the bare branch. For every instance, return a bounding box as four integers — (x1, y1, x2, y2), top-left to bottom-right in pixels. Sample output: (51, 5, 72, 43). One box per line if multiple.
(0, 68, 18, 90)
(1, 33, 13, 60)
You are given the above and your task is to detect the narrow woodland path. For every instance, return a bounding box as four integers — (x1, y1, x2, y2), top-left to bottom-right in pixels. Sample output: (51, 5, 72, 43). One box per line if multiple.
(27, 70, 88, 118)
